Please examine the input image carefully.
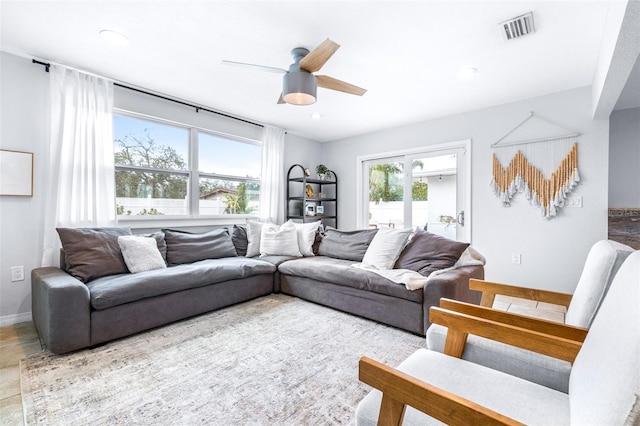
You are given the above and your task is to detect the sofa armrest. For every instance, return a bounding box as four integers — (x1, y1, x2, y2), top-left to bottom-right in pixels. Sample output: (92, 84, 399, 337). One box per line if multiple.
(469, 279, 573, 308)
(31, 267, 91, 354)
(422, 265, 483, 332)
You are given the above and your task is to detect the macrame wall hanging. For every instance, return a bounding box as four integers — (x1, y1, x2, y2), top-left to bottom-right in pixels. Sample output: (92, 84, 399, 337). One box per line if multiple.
(491, 111, 581, 219)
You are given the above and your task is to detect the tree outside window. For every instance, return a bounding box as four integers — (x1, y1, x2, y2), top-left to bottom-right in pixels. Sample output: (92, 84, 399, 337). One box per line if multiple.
(114, 114, 261, 217)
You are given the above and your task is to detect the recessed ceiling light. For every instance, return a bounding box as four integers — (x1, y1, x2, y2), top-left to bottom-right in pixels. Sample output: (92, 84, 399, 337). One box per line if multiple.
(311, 112, 323, 120)
(100, 30, 129, 46)
(456, 67, 478, 80)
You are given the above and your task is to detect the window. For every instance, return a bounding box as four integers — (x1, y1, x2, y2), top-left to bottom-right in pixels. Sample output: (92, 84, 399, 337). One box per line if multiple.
(114, 113, 261, 217)
(198, 132, 261, 215)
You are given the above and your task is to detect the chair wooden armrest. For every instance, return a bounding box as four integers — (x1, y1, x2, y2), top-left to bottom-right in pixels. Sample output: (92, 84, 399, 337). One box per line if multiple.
(438, 298, 588, 342)
(429, 306, 582, 363)
(359, 357, 524, 426)
(469, 278, 573, 308)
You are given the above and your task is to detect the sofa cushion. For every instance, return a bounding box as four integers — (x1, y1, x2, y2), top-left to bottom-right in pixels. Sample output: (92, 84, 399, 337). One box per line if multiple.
(394, 229, 469, 276)
(57, 227, 132, 283)
(246, 220, 271, 257)
(260, 221, 302, 257)
(317, 227, 378, 262)
(86, 257, 276, 310)
(362, 227, 413, 269)
(163, 228, 238, 266)
(278, 256, 422, 302)
(118, 236, 167, 274)
(294, 220, 322, 257)
(231, 225, 248, 257)
(143, 231, 167, 263)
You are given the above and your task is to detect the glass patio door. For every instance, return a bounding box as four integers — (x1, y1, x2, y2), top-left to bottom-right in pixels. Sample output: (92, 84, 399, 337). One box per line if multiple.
(409, 152, 460, 240)
(360, 142, 469, 241)
(366, 157, 405, 229)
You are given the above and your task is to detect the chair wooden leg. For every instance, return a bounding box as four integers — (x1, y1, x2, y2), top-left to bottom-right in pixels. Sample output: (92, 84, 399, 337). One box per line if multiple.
(378, 394, 406, 426)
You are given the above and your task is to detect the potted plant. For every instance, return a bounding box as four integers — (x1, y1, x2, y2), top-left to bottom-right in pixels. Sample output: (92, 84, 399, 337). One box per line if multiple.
(316, 164, 329, 180)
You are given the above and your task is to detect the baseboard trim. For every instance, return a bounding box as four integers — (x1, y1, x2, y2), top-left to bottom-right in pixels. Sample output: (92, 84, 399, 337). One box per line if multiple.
(0, 311, 32, 327)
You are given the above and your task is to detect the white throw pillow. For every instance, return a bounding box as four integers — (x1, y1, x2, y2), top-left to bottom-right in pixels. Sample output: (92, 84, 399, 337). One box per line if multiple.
(260, 221, 302, 257)
(362, 227, 413, 270)
(246, 220, 268, 257)
(118, 236, 167, 273)
(294, 220, 321, 257)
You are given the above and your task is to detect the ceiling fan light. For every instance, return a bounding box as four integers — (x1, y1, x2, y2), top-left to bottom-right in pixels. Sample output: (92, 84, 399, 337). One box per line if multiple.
(283, 71, 317, 105)
(284, 92, 316, 105)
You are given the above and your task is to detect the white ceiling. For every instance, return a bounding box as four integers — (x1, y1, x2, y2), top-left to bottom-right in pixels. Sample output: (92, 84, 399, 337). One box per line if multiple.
(0, 1, 631, 142)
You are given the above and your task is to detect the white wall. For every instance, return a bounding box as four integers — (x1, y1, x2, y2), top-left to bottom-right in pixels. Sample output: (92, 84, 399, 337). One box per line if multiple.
(609, 107, 640, 207)
(322, 87, 609, 293)
(283, 132, 322, 175)
(0, 52, 321, 324)
(0, 52, 49, 324)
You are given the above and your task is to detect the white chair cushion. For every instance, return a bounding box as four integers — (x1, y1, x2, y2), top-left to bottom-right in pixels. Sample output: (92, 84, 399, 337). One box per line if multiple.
(504, 303, 566, 323)
(426, 323, 573, 392)
(565, 240, 633, 327)
(493, 295, 568, 323)
(569, 251, 640, 425)
(355, 348, 570, 425)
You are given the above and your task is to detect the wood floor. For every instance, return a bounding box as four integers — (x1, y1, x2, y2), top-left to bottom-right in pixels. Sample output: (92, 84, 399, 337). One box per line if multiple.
(0, 322, 42, 426)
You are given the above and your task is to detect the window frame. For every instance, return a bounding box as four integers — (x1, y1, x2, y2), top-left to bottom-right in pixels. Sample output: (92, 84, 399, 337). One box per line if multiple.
(356, 139, 472, 242)
(114, 109, 262, 227)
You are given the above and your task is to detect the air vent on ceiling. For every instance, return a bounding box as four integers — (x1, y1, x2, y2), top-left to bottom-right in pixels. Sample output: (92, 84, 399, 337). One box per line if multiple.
(500, 12, 535, 41)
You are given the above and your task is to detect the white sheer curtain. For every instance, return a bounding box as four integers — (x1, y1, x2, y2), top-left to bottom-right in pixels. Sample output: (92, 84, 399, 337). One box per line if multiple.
(258, 126, 285, 223)
(41, 66, 116, 266)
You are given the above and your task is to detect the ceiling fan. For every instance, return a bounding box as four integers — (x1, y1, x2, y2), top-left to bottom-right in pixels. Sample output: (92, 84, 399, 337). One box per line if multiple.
(222, 38, 367, 106)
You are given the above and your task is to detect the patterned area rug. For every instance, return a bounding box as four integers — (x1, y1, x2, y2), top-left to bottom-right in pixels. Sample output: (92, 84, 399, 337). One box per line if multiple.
(21, 294, 425, 425)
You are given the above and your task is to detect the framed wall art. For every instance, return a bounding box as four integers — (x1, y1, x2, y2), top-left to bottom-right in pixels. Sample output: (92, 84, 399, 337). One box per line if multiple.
(0, 149, 34, 196)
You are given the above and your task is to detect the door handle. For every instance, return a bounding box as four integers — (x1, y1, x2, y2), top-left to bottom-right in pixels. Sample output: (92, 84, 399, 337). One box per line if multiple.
(457, 211, 464, 227)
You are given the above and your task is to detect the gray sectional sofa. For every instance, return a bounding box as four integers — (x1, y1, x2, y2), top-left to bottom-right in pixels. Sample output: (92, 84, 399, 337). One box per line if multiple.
(31, 225, 483, 354)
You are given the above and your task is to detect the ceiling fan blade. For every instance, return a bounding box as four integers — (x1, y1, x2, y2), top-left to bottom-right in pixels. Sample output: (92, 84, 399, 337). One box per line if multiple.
(277, 93, 286, 104)
(316, 75, 367, 96)
(299, 38, 340, 73)
(221, 60, 287, 74)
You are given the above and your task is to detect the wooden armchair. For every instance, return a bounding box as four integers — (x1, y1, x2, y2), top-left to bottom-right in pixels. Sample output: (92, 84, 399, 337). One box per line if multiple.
(426, 240, 633, 392)
(355, 251, 639, 425)
(431, 298, 586, 360)
(470, 278, 572, 322)
(471, 240, 633, 326)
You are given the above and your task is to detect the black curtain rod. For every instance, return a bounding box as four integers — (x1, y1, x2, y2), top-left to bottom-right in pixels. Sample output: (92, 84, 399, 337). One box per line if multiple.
(32, 59, 264, 129)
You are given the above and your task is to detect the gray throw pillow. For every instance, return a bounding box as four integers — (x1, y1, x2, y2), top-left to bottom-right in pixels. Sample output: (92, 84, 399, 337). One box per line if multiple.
(394, 229, 469, 276)
(144, 231, 167, 263)
(163, 228, 238, 266)
(317, 227, 378, 261)
(231, 225, 248, 257)
(56, 227, 132, 283)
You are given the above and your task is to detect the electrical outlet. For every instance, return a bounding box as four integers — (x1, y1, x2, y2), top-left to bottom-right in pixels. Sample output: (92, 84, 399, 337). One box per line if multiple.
(566, 196, 583, 208)
(11, 266, 25, 282)
(511, 254, 521, 265)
